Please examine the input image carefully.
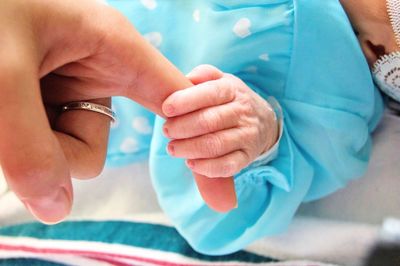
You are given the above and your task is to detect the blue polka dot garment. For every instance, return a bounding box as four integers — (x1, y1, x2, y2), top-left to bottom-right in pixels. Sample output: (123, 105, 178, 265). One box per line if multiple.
(107, 0, 384, 255)
(107, 97, 155, 167)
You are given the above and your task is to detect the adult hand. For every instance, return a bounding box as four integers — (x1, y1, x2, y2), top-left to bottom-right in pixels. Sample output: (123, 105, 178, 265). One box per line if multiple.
(162, 65, 279, 207)
(0, 0, 236, 223)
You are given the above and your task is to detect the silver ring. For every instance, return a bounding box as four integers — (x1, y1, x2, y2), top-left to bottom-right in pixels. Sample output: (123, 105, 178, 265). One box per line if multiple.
(61, 102, 116, 121)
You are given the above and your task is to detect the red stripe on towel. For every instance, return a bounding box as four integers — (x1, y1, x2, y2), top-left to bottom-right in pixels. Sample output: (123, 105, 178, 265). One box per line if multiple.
(84, 255, 140, 266)
(0, 243, 207, 266)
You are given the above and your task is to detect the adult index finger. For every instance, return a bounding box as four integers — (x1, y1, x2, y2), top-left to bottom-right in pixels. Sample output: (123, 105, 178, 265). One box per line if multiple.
(103, 20, 239, 213)
(193, 173, 237, 212)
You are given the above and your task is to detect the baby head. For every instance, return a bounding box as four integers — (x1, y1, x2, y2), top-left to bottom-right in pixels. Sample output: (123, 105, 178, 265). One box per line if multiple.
(340, 0, 400, 103)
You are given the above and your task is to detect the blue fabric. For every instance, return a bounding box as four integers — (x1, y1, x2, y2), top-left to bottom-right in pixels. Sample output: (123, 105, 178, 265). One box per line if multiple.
(107, 0, 384, 255)
(106, 97, 155, 167)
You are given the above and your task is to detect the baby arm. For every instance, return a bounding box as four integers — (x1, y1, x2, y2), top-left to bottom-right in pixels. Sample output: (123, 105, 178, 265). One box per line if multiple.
(156, 63, 377, 254)
(157, 65, 293, 254)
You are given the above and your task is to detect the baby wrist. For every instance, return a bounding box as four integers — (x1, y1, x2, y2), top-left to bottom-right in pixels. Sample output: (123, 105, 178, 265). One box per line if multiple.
(252, 97, 283, 166)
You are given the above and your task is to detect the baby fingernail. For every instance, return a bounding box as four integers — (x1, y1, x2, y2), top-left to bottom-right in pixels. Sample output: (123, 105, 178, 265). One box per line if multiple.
(23, 187, 72, 225)
(186, 160, 195, 169)
(163, 126, 170, 138)
(163, 104, 175, 116)
(167, 144, 175, 155)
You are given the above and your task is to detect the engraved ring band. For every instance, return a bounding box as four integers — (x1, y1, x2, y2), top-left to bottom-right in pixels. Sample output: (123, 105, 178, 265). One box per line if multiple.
(61, 102, 116, 122)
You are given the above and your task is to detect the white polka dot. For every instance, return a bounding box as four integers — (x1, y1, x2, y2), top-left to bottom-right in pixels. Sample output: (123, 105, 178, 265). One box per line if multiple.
(244, 66, 258, 74)
(132, 117, 153, 134)
(144, 32, 163, 48)
(120, 138, 139, 153)
(259, 53, 270, 62)
(193, 9, 201, 23)
(140, 0, 157, 10)
(233, 18, 252, 38)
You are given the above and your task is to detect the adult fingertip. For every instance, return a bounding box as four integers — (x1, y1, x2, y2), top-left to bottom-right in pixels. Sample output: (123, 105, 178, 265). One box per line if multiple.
(207, 196, 237, 213)
(193, 174, 237, 213)
(207, 188, 238, 213)
(23, 186, 72, 225)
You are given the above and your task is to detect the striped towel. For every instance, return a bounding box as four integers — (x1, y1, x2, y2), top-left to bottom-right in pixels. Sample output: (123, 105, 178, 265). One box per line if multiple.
(0, 221, 337, 266)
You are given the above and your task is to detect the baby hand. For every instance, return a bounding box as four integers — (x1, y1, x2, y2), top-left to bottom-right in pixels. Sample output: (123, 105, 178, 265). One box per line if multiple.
(162, 65, 279, 178)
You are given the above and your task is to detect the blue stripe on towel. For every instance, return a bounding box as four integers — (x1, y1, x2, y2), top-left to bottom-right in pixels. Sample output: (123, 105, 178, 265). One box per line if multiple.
(0, 259, 65, 266)
(0, 221, 277, 263)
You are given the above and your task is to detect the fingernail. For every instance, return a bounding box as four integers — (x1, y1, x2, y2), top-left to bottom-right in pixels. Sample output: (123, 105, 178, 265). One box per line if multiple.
(186, 160, 195, 169)
(163, 126, 170, 138)
(163, 104, 175, 117)
(167, 144, 175, 155)
(23, 187, 71, 225)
